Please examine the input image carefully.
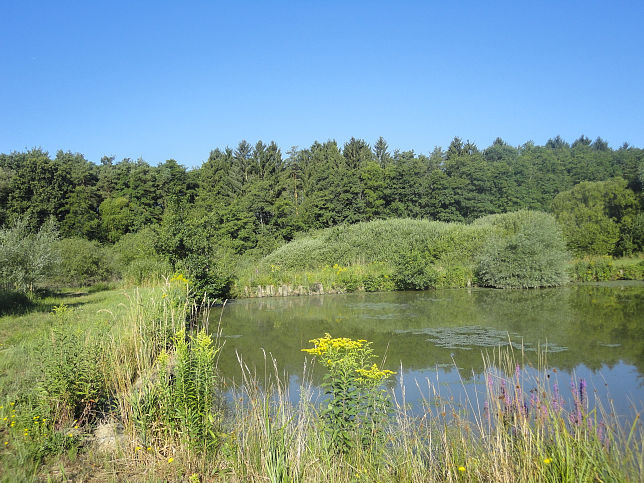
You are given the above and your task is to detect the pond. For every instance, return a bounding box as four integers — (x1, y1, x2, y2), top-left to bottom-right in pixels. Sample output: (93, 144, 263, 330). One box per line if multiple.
(209, 281, 644, 417)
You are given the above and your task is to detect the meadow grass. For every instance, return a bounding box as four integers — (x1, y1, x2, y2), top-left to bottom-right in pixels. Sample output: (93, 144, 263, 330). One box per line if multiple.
(1, 284, 642, 481)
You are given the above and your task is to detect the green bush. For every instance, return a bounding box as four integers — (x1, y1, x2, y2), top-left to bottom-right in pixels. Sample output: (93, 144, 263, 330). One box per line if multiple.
(177, 251, 236, 301)
(0, 217, 60, 292)
(621, 260, 644, 280)
(392, 250, 439, 290)
(261, 218, 494, 272)
(569, 257, 618, 282)
(476, 211, 569, 288)
(56, 237, 114, 286)
(112, 227, 160, 269)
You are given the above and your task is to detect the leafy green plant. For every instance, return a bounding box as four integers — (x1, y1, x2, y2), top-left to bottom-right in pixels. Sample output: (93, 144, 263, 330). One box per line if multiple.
(302, 334, 395, 453)
(569, 256, 618, 282)
(476, 211, 569, 288)
(130, 328, 223, 454)
(39, 327, 107, 425)
(392, 250, 438, 290)
(0, 217, 60, 293)
(55, 237, 114, 286)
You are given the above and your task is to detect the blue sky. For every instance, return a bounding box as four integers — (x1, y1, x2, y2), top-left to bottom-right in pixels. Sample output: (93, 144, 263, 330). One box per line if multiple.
(1, 1, 643, 167)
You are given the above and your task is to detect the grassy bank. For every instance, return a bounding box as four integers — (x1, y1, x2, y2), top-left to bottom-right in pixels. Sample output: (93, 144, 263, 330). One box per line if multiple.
(0, 284, 642, 481)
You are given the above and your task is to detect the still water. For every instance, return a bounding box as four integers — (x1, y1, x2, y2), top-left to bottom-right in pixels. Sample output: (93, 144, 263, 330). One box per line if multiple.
(209, 282, 644, 416)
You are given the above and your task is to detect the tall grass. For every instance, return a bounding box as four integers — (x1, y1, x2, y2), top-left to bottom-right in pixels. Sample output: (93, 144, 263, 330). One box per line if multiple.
(221, 344, 643, 482)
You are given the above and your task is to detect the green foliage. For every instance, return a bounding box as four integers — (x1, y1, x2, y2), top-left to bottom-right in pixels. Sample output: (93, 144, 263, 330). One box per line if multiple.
(39, 325, 107, 425)
(261, 218, 494, 272)
(0, 290, 34, 316)
(475, 211, 569, 288)
(302, 334, 395, 453)
(569, 256, 644, 281)
(621, 260, 644, 280)
(56, 237, 114, 286)
(569, 257, 618, 282)
(130, 329, 222, 454)
(177, 251, 236, 300)
(0, 217, 60, 292)
(112, 227, 171, 285)
(551, 178, 639, 256)
(392, 250, 438, 290)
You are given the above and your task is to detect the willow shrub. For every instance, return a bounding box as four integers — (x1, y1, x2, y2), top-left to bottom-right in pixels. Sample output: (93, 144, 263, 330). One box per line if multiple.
(475, 211, 570, 288)
(261, 218, 494, 271)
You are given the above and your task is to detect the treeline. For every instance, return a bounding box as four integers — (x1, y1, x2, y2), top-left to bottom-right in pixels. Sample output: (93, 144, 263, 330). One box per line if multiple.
(1, 135, 643, 294)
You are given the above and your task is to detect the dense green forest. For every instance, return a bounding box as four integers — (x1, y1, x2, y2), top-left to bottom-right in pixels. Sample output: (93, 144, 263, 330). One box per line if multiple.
(1, 135, 643, 297)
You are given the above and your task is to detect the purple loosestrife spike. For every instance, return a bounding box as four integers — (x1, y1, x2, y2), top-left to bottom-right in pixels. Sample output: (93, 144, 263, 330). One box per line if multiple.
(579, 379, 587, 406)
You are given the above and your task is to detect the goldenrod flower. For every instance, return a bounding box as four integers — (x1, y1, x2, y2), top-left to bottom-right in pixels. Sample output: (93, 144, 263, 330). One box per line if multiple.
(168, 457, 174, 463)
(543, 458, 552, 464)
(458, 466, 466, 472)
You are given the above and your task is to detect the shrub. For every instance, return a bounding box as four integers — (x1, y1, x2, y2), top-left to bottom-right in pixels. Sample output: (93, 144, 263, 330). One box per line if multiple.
(476, 211, 569, 288)
(122, 257, 172, 285)
(620, 260, 644, 280)
(392, 250, 439, 290)
(177, 251, 236, 301)
(56, 237, 114, 286)
(0, 290, 34, 315)
(569, 257, 618, 282)
(0, 217, 60, 292)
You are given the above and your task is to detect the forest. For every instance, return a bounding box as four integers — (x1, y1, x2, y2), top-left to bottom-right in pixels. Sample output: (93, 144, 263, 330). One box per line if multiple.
(1, 135, 643, 298)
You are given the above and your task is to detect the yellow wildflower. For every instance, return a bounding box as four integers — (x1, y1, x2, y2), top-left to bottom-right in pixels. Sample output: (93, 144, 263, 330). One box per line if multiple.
(458, 466, 466, 472)
(135, 446, 141, 451)
(356, 363, 396, 381)
(168, 457, 174, 463)
(543, 458, 552, 464)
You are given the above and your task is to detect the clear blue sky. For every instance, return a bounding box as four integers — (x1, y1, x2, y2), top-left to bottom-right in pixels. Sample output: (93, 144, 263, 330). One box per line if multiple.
(1, 1, 643, 167)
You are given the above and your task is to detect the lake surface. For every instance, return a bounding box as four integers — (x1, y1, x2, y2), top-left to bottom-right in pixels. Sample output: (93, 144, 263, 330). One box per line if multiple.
(209, 282, 644, 416)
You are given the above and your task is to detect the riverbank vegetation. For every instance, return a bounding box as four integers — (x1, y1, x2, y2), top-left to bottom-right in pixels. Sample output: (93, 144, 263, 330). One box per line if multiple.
(1, 135, 643, 299)
(0, 286, 642, 480)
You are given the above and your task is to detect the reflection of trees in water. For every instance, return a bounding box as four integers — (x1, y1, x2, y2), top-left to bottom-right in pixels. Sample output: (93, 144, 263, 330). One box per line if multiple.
(210, 283, 644, 385)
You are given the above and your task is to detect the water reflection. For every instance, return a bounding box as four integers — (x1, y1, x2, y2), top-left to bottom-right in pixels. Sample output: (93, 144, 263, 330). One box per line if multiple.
(209, 282, 644, 414)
